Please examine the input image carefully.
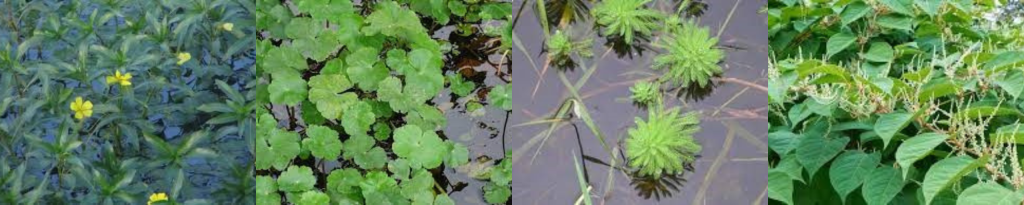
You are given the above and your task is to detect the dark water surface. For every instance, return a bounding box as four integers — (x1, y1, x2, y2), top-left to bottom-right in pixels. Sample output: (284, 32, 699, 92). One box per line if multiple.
(509, 0, 769, 204)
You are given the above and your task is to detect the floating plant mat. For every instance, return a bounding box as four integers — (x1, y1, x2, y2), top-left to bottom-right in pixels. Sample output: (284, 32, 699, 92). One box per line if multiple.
(508, 0, 769, 204)
(253, 0, 513, 204)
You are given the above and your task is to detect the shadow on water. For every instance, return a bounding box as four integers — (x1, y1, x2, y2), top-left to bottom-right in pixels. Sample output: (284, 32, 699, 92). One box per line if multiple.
(510, 0, 770, 204)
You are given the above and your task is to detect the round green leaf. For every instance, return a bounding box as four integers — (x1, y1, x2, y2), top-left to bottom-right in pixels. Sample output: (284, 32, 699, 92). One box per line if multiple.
(483, 182, 511, 204)
(301, 125, 342, 160)
(278, 166, 317, 193)
(269, 71, 308, 106)
(392, 125, 447, 169)
(256, 129, 301, 170)
(346, 48, 388, 91)
(488, 84, 511, 111)
(342, 101, 376, 136)
(296, 190, 329, 205)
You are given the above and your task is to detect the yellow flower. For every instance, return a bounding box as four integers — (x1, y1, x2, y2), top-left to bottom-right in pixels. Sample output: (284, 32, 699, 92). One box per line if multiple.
(69, 97, 93, 120)
(105, 71, 132, 86)
(176, 52, 191, 65)
(221, 22, 234, 31)
(147, 192, 168, 205)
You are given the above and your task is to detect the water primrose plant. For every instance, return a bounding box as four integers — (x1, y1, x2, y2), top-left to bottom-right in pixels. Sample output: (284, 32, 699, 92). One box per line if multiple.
(1, 0, 256, 204)
(252, 0, 512, 204)
(766, 0, 1024, 204)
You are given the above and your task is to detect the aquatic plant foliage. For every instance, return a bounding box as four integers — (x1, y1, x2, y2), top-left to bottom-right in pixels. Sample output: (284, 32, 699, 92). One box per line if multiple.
(653, 20, 723, 88)
(591, 0, 662, 43)
(626, 106, 702, 177)
(546, 29, 594, 68)
(629, 81, 661, 106)
(254, 0, 513, 204)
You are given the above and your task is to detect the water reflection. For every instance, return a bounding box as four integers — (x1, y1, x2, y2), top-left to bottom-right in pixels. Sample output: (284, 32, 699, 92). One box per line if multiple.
(543, 0, 591, 31)
(673, 79, 719, 102)
(630, 170, 691, 200)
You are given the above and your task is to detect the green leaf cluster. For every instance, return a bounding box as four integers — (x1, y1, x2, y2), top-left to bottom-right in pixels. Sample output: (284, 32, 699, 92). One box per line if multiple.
(766, 0, 1024, 204)
(253, 0, 512, 204)
(0, 0, 257, 203)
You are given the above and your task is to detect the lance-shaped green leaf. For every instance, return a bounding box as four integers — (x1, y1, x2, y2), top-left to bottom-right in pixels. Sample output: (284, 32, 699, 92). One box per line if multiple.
(957, 182, 1024, 205)
(895, 132, 949, 178)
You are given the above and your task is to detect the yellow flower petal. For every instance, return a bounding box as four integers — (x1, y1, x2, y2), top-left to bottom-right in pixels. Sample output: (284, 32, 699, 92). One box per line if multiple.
(222, 23, 234, 31)
(82, 110, 93, 117)
(177, 52, 192, 65)
(123, 73, 132, 80)
(83, 101, 93, 110)
(74, 112, 84, 120)
(148, 192, 169, 205)
(121, 80, 132, 86)
(106, 76, 118, 85)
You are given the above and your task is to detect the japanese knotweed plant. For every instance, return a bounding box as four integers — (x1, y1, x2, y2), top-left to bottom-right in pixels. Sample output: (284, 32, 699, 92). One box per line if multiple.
(626, 105, 702, 177)
(253, 0, 512, 204)
(0, 0, 256, 204)
(765, 0, 1024, 204)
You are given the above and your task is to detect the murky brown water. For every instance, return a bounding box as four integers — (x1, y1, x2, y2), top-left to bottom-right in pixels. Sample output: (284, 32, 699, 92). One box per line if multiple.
(508, 0, 769, 204)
